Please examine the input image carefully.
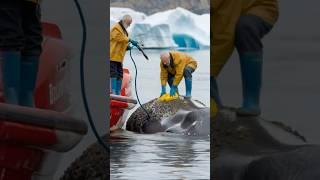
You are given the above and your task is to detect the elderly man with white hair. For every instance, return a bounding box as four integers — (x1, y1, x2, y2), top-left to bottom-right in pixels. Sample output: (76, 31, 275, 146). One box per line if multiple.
(110, 14, 139, 95)
(160, 51, 198, 99)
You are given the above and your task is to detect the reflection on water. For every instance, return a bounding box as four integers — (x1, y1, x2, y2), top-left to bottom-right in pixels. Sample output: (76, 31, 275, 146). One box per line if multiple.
(110, 130, 210, 180)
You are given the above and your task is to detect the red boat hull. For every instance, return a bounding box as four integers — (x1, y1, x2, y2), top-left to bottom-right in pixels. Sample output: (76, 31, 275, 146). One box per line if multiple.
(110, 68, 136, 129)
(0, 22, 80, 180)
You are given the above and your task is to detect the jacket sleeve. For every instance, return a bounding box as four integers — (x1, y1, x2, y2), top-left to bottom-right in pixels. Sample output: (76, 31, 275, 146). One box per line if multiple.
(173, 58, 186, 86)
(213, 0, 223, 11)
(160, 63, 168, 86)
(110, 28, 129, 43)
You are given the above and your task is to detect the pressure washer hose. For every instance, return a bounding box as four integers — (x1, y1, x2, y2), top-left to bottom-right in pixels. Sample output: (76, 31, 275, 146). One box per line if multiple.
(129, 48, 151, 120)
(74, 0, 109, 153)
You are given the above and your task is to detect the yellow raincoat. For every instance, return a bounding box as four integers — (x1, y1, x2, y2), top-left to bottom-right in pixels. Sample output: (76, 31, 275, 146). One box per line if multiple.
(212, 0, 279, 77)
(160, 51, 197, 86)
(110, 22, 129, 63)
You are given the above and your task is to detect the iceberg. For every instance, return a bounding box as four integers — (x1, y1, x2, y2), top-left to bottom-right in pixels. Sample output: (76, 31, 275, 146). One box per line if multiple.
(110, 7, 210, 49)
(110, 7, 147, 27)
(141, 7, 210, 49)
(130, 23, 178, 49)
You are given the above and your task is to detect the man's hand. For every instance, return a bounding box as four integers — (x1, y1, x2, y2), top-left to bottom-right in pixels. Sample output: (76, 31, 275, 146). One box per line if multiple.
(126, 44, 132, 51)
(170, 85, 177, 96)
(129, 39, 139, 46)
(160, 85, 166, 96)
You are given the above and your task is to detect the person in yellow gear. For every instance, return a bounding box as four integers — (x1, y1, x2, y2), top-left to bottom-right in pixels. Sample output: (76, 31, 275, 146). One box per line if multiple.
(212, 0, 279, 116)
(160, 51, 197, 99)
(0, 0, 42, 107)
(110, 14, 139, 95)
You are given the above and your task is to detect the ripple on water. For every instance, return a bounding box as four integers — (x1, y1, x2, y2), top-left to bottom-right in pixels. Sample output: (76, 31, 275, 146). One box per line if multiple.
(110, 130, 210, 180)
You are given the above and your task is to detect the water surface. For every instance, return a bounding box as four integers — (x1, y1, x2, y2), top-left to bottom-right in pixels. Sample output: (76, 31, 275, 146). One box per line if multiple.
(111, 131, 210, 180)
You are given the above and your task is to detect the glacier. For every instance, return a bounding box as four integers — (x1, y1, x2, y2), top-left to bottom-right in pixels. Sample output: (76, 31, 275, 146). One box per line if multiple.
(110, 7, 147, 25)
(110, 7, 210, 49)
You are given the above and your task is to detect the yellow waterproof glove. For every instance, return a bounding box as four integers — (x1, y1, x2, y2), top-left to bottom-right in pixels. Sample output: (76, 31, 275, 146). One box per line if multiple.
(158, 93, 178, 102)
(159, 93, 169, 101)
(166, 93, 179, 101)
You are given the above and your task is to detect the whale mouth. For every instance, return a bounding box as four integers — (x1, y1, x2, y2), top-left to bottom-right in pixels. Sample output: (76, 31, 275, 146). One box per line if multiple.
(161, 109, 209, 136)
(160, 110, 190, 134)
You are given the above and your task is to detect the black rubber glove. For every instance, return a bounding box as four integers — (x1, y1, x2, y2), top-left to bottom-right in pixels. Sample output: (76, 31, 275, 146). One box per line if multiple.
(126, 44, 132, 51)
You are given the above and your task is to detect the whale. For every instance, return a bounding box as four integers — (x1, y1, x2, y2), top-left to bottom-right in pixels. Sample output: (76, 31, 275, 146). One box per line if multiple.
(213, 107, 320, 180)
(60, 97, 210, 179)
(126, 97, 210, 136)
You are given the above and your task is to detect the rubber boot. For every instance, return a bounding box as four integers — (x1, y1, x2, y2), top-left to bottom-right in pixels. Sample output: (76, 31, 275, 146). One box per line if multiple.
(0, 51, 21, 104)
(19, 56, 39, 107)
(111, 78, 117, 94)
(185, 77, 192, 98)
(212, 77, 223, 108)
(237, 52, 262, 116)
(116, 78, 122, 95)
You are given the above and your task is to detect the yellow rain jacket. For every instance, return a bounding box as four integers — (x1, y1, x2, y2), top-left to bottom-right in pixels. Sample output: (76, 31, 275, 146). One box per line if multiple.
(110, 22, 129, 63)
(160, 51, 197, 86)
(212, 0, 279, 77)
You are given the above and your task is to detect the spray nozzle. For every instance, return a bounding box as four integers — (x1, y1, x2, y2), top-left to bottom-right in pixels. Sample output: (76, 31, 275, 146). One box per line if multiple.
(136, 45, 149, 61)
(129, 42, 149, 61)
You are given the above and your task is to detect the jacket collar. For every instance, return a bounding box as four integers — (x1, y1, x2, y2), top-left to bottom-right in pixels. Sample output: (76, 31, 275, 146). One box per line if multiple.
(118, 20, 129, 37)
(163, 52, 175, 69)
(169, 52, 174, 68)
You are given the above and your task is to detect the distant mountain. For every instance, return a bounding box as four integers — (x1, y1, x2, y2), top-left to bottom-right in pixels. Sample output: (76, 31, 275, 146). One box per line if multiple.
(110, 0, 210, 15)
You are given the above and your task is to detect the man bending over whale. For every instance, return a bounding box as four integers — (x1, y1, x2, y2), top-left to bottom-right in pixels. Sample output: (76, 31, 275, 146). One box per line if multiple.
(160, 51, 197, 98)
(212, 0, 279, 116)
